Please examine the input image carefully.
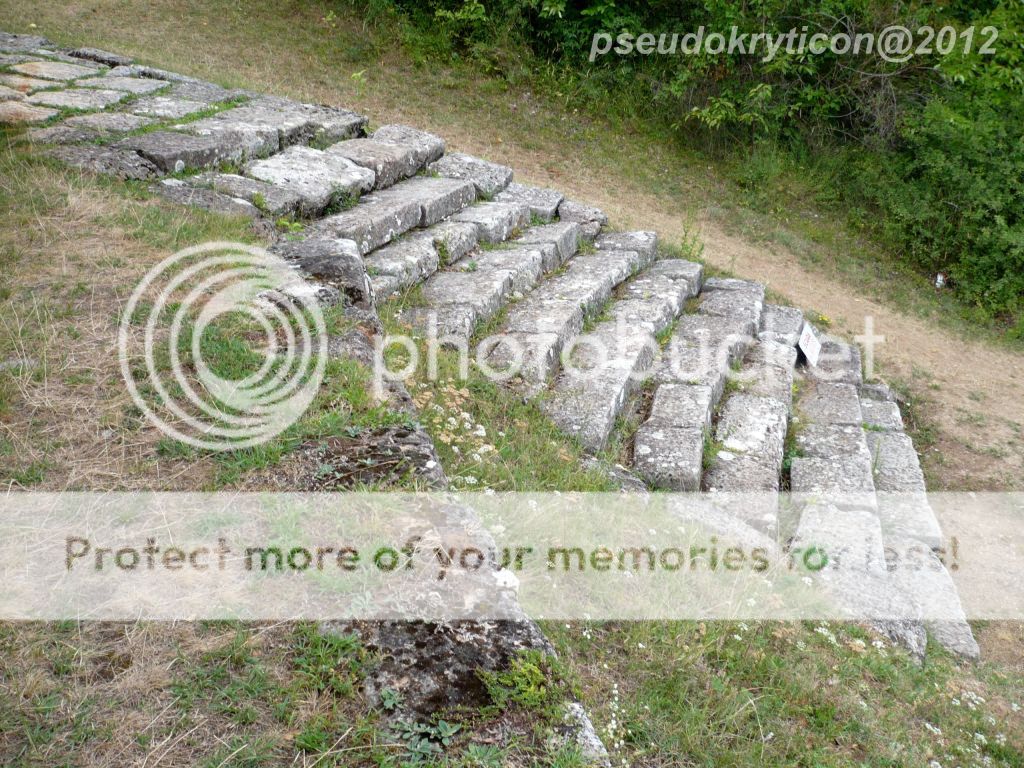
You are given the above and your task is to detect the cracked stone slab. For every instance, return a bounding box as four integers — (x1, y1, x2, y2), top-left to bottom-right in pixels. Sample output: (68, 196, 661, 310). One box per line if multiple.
(371, 124, 445, 165)
(452, 201, 530, 242)
(0, 74, 56, 94)
(512, 221, 580, 270)
(185, 98, 365, 152)
(633, 423, 704, 491)
(542, 326, 657, 452)
(365, 237, 441, 301)
(807, 339, 862, 385)
(0, 100, 57, 123)
(558, 198, 607, 241)
(697, 278, 765, 328)
(271, 236, 371, 307)
(48, 144, 158, 179)
(759, 304, 803, 346)
(190, 172, 301, 217)
(129, 95, 210, 119)
(705, 394, 788, 492)
(542, 265, 691, 451)
(733, 340, 797, 406)
(658, 314, 756, 401)
(866, 431, 926, 492)
(119, 131, 256, 174)
(27, 87, 128, 110)
(245, 145, 375, 216)
(314, 180, 464, 254)
(634, 382, 714, 492)
(458, 247, 545, 294)
(168, 80, 243, 103)
(798, 381, 862, 426)
(795, 424, 872, 462)
(325, 138, 422, 189)
(430, 152, 513, 197)
(67, 47, 133, 67)
(419, 269, 516, 321)
(106, 64, 199, 83)
(860, 397, 903, 431)
(0, 33, 54, 53)
(494, 182, 563, 221)
(10, 59, 101, 81)
(154, 178, 259, 218)
(791, 453, 875, 494)
(75, 75, 167, 94)
(28, 110, 154, 143)
(596, 230, 657, 261)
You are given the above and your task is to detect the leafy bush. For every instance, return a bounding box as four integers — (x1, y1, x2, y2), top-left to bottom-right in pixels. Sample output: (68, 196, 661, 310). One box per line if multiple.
(367, 0, 1024, 328)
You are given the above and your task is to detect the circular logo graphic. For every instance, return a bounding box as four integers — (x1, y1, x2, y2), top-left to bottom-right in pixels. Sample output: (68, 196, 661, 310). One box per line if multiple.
(118, 242, 327, 450)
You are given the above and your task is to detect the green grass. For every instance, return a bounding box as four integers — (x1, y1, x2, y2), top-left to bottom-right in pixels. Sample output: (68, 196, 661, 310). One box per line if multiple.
(545, 620, 1024, 768)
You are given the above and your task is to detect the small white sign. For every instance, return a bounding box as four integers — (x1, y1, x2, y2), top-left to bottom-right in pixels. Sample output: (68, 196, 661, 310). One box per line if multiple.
(798, 322, 822, 367)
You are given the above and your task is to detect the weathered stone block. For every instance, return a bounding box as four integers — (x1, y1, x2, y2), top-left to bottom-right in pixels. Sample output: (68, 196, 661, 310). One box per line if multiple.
(271, 236, 371, 307)
(325, 138, 422, 188)
(513, 221, 580, 270)
(798, 382, 862, 426)
(494, 182, 563, 221)
(697, 279, 765, 328)
(245, 145, 375, 215)
(860, 398, 903, 431)
(460, 247, 544, 294)
(371, 124, 445, 165)
(67, 47, 133, 67)
(27, 87, 127, 110)
(10, 60, 100, 81)
(314, 189, 423, 254)
(119, 130, 255, 173)
(808, 339, 862, 385)
(191, 172, 301, 217)
(76, 75, 167, 94)
(0, 74, 54, 94)
(595, 230, 657, 261)
(634, 424, 704, 491)
(48, 144, 158, 179)
(430, 152, 513, 197)
(0, 100, 57, 123)
(129, 95, 209, 119)
(865, 431, 926, 492)
(453, 201, 530, 242)
(154, 179, 259, 218)
(759, 304, 803, 346)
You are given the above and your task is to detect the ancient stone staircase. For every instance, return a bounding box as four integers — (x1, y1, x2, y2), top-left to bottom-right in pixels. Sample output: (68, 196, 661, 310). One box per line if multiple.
(1, 29, 979, 758)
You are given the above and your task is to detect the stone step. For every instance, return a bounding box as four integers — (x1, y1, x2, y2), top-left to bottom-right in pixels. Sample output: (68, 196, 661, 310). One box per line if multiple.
(557, 199, 608, 241)
(759, 303, 804, 346)
(366, 221, 479, 301)
(540, 258, 701, 452)
(702, 340, 797, 499)
(311, 175, 477, 254)
(325, 135, 432, 190)
(484, 232, 655, 388)
(696, 277, 765, 329)
(452, 201, 531, 243)
(370, 124, 445, 166)
(244, 145, 375, 216)
(494, 182, 563, 222)
(401, 222, 588, 340)
(791, 381, 876, 494)
(429, 152, 513, 197)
